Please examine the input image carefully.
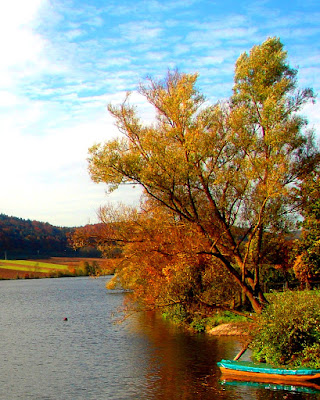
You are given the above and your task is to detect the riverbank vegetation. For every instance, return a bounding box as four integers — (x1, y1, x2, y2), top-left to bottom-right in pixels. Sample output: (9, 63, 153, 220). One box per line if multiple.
(71, 37, 320, 351)
(251, 290, 320, 368)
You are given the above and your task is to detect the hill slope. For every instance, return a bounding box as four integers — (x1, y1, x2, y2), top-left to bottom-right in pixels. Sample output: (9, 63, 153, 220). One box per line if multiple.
(0, 214, 74, 258)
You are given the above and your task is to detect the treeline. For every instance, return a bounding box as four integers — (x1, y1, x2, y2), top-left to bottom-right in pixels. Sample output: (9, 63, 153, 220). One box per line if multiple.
(0, 214, 100, 259)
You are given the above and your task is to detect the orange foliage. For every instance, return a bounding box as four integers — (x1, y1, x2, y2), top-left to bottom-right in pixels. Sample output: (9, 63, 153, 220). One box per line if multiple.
(97, 202, 242, 314)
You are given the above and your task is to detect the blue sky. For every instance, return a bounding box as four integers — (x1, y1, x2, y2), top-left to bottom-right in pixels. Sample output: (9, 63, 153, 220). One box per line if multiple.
(1, 0, 319, 227)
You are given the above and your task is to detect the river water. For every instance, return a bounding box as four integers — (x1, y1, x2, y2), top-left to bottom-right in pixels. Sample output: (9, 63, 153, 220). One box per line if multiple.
(0, 277, 318, 400)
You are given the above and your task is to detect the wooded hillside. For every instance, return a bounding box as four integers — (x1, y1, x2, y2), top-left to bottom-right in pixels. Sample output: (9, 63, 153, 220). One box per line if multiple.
(0, 214, 76, 258)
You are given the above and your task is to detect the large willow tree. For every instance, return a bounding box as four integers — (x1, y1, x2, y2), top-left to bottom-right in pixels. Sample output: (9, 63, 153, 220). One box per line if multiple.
(88, 38, 317, 313)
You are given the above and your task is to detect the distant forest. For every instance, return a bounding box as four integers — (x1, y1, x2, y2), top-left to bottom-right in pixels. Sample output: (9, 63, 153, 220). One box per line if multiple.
(0, 214, 100, 259)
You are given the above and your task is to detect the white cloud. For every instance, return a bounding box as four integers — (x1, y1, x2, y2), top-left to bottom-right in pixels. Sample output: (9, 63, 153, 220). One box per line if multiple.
(0, 108, 136, 226)
(0, 92, 20, 107)
(0, 0, 45, 27)
(0, 1, 47, 77)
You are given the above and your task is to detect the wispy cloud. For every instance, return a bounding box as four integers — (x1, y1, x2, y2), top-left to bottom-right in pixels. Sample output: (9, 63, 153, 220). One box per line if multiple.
(117, 21, 163, 42)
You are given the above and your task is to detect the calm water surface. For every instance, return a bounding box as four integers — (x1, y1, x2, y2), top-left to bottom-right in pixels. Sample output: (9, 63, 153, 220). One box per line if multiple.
(0, 277, 319, 400)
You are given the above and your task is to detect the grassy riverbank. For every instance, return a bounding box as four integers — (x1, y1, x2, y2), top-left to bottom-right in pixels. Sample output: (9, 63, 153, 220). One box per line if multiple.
(202, 290, 320, 368)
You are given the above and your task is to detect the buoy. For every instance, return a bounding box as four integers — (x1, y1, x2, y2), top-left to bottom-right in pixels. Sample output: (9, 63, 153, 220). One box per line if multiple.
(64, 317, 68, 321)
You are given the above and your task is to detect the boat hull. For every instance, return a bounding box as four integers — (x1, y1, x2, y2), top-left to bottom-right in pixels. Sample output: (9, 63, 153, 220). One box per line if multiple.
(218, 360, 320, 384)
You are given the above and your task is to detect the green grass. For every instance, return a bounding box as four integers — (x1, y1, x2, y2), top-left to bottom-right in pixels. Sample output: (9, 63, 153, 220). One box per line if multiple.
(0, 260, 68, 273)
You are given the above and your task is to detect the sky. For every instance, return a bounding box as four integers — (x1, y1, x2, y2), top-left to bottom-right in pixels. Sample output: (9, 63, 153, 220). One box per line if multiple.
(0, 0, 319, 227)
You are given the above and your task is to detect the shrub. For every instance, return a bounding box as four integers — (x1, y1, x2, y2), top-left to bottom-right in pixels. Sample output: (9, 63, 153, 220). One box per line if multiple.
(190, 316, 206, 333)
(251, 290, 320, 367)
(162, 304, 188, 325)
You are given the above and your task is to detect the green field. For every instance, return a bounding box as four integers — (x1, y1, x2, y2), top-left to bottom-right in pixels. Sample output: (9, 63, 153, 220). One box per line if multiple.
(0, 260, 68, 273)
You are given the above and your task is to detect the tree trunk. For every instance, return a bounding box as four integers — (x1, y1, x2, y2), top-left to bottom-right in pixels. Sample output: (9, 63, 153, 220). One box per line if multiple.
(215, 252, 264, 313)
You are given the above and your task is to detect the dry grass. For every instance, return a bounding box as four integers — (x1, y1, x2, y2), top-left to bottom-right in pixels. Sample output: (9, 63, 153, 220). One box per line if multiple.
(208, 322, 254, 336)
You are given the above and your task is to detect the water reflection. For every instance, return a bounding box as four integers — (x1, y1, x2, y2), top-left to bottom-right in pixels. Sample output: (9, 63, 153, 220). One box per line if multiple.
(128, 311, 251, 400)
(221, 379, 320, 395)
(128, 311, 320, 400)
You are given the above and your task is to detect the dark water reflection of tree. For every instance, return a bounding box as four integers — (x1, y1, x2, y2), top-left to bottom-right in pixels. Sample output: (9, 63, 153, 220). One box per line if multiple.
(128, 311, 320, 400)
(131, 312, 243, 399)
